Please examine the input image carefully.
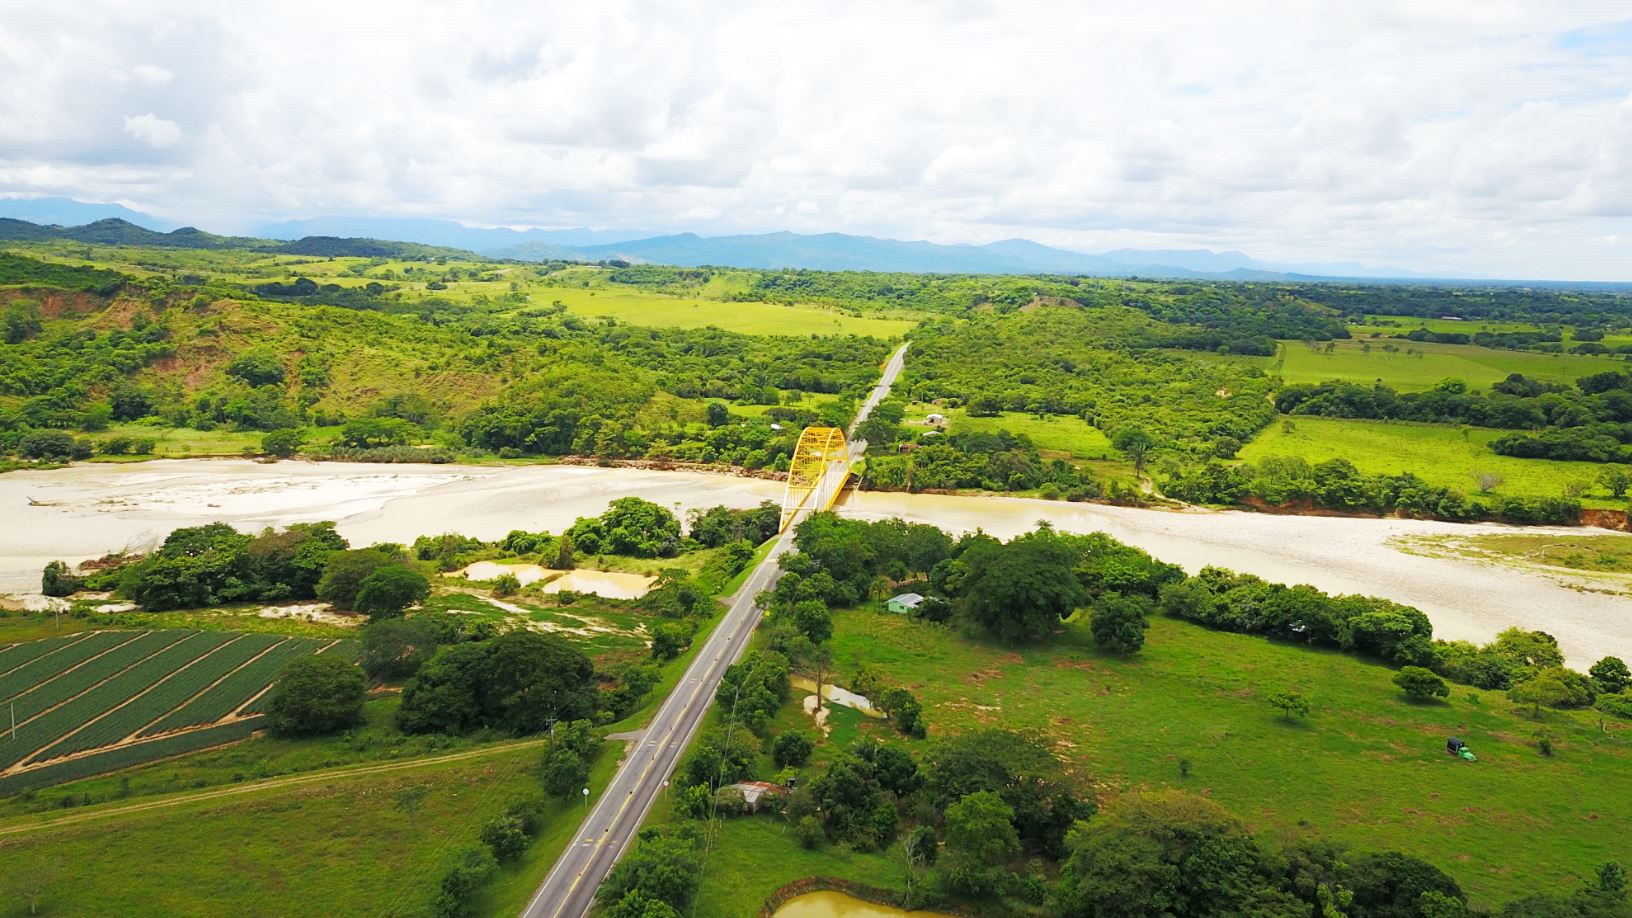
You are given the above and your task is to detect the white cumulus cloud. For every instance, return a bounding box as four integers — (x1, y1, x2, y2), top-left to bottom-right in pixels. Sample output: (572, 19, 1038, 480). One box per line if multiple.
(122, 113, 182, 148)
(0, 0, 1628, 279)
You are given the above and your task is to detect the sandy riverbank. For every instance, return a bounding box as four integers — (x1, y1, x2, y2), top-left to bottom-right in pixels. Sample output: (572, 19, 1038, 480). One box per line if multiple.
(2, 459, 1627, 665)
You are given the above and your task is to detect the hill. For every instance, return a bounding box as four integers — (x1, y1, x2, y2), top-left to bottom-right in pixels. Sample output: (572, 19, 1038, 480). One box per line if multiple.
(0, 217, 475, 260)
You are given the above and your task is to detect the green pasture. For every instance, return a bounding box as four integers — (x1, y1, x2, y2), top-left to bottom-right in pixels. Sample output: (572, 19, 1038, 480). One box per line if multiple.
(648, 608, 1629, 913)
(808, 611, 1627, 909)
(907, 403, 1115, 460)
(0, 739, 618, 917)
(531, 284, 917, 338)
(1201, 338, 1626, 392)
(1350, 315, 1546, 336)
(1240, 415, 1620, 507)
(83, 423, 341, 460)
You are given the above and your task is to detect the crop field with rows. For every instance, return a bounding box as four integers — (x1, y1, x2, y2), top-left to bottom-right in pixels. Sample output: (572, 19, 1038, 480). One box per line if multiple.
(0, 630, 354, 793)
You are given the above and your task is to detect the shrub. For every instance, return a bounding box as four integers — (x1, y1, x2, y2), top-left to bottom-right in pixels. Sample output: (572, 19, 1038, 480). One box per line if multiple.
(795, 814, 824, 849)
(1596, 693, 1632, 720)
(20, 430, 77, 460)
(772, 730, 814, 768)
(40, 560, 83, 597)
(264, 655, 367, 737)
(492, 572, 521, 597)
(480, 815, 530, 862)
(430, 846, 498, 918)
(879, 687, 928, 738)
(1392, 666, 1450, 702)
(1088, 592, 1151, 655)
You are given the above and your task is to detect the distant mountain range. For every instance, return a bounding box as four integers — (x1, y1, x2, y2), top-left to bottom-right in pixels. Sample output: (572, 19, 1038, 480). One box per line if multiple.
(0, 195, 1460, 281)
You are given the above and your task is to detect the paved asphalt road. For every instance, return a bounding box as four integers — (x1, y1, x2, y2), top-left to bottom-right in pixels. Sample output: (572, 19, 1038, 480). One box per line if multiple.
(520, 343, 907, 918)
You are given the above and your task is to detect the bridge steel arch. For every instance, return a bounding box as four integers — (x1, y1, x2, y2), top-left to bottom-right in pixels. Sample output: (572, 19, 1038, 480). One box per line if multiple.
(780, 425, 851, 531)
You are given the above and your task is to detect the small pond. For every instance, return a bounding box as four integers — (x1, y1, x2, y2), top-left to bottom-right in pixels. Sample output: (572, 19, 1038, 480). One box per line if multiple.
(452, 563, 654, 599)
(772, 891, 957, 918)
(540, 568, 654, 600)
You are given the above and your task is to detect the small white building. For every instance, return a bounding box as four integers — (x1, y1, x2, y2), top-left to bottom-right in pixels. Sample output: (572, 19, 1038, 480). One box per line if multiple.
(886, 592, 925, 614)
(925, 413, 946, 425)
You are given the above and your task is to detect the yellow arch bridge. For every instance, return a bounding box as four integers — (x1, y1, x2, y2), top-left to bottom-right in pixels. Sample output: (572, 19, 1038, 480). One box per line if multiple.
(780, 426, 852, 531)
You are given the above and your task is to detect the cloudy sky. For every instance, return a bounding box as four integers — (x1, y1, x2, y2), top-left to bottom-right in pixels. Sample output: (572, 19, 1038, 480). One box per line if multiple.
(2, 1, 1631, 279)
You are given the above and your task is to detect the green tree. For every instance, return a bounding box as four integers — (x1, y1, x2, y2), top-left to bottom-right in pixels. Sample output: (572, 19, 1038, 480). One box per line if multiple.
(772, 730, 814, 768)
(40, 560, 83, 598)
(262, 428, 304, 458)
(397, 632, 597, 735)
(227, 351, 286, 387)
(354, 564, 430, 620)
(1344, 850, 1467, 918)
(649, 621, 692, 662)
(1392, 666, 1450, 702)
(596, 827, 703, 915)
(1589, 656, 1630, 695)
(943, 790, 1019, 896)
(1058, 790, 1281, 918)
(540, 720, 599, 798)
(921, 728, 1093, 858)
(1600, 467, 1632, 499)
(1088, 592, 1151, 655)
(568, 497, 681, 558)
(1509, 667, 1596, 717)
(791, 599, 833, 644)
(119, 523, 254, 611)
(706, 401, 729, 427)
(878, 687, 927, 738)
(4, 300, 43, 344)
(361, 616, 442, 680)
(678, 726, 757, 790)
(1112, 426, 1155, 474)
(953, 528, 1086, 641)
(264, 655, 367, 737)
(108, 385, 152, 422)
(1268, 689, 1312, 722)
(317, 548, 396, 609)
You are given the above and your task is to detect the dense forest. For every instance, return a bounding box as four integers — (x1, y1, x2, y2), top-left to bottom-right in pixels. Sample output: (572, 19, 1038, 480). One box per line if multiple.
(897, 308, 1279, 455)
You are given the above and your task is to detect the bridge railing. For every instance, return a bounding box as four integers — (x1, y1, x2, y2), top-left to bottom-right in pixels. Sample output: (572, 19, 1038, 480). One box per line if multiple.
(779, 426, 851, 531)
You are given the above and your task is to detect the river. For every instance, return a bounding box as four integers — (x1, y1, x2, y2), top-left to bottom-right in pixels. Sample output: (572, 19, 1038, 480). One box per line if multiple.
(1, 459, 1626, 665)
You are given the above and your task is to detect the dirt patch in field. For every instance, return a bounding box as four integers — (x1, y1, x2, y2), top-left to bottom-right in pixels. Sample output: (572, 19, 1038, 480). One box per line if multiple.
(257, 603, 361, 627)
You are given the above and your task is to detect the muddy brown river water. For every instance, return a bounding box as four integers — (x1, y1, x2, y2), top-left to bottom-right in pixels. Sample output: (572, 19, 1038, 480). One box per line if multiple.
(2, 459, 1627, 665)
